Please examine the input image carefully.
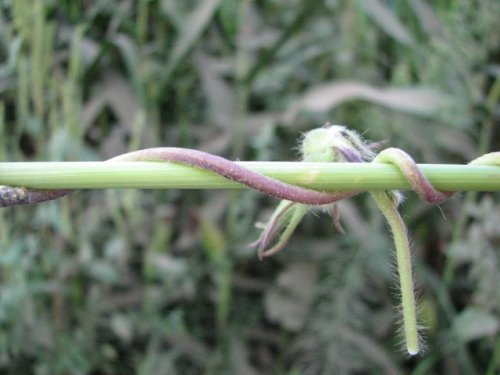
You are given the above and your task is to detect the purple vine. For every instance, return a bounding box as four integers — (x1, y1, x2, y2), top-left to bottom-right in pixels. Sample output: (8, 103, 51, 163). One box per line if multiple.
(1, 146, 494, 208)
(0, 148, 356, 207)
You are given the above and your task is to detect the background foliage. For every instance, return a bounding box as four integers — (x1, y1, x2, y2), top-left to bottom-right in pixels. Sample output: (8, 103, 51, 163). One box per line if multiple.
(0, 0, 498, 374)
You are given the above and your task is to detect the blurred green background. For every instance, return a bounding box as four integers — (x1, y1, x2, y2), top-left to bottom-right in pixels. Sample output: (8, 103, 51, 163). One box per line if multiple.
(0, 0, 499, 374)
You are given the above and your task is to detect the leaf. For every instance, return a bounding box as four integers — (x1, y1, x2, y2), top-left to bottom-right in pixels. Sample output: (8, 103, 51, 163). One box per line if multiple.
(0, 37, 22, 79)
(200, 216, 227, 263)
(408, 0, 444, 37)
(362, 0, 414, 46)
(113, 34, 144, 103)
(110, 314, 133, 343)
(81, 72, 145, 157)
(146, 254, 188, 277)
(164, 0, 221, 80)
(264, 262, 318, 331)
(195, 51, 235, 130)
(284, 81, 450, 122)
(82, 73, 139, 131)
(453, 307, 499, 342)
(338, 327, 402, 375)
(229, 338, 260, 375)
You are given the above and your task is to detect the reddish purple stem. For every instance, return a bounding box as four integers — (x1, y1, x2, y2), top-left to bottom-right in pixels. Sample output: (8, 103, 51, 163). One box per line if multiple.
(112, 148, 357, 204)
(0, 148, 355, 207)
(1, 146, 469, 208)
(373, 148, 454, 204)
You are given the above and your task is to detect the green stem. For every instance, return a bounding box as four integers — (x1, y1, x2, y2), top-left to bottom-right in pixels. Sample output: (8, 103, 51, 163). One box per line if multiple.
(371, 191, 419, 355)
(233, 0, 251, 158)
(445, 78, 500, 284)
(0, 162, 498, 191)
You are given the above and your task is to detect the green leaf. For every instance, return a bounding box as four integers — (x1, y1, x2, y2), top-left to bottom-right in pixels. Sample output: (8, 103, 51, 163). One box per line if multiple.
(264, 262, 318, 331)
(362, 0, 415, 46)
(199, 216, 227, 263)
(163, 0, 221, 82)
(453, 307, 499, 342)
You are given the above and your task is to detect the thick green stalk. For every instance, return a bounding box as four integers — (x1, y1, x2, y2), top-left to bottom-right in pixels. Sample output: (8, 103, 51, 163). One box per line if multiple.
(371, 191, 420, 355)
(0, 162, 498, 191)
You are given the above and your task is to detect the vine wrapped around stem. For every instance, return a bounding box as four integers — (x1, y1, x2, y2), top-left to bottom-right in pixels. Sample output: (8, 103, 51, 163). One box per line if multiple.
(0, 124, 499, 356)
(0, 147, 356, 207)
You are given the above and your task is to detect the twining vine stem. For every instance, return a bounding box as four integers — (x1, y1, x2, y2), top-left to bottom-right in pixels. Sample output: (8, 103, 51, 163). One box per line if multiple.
(0, 148, 498, 207)
(0, 125, 498, 357)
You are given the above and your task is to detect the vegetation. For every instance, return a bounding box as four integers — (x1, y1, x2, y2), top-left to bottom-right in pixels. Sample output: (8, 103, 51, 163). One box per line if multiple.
(0, 0, 498, 374)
